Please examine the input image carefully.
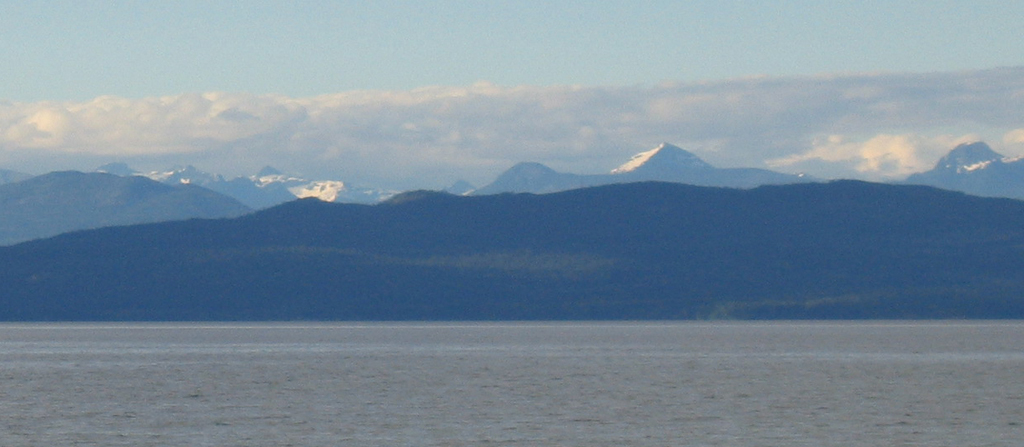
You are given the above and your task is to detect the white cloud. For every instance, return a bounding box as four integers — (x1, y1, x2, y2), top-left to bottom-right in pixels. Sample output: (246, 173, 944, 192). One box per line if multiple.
(1005, 129, 1024, 144)
(1002, 129, 1024, 158)
(1, 67, 1023, 188)
(767, 133, 995, 179)
(768, 134, 931, 179)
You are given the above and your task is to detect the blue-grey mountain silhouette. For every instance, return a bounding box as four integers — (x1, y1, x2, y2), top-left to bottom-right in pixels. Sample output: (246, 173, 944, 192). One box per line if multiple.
(0, 171, 250, 245)
(0, 168, 32, 185)
(474, 143, 809, 195)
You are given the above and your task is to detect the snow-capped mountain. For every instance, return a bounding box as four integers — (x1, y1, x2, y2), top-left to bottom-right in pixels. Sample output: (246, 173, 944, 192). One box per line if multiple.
(610, 142, 808, 186)
(96, 164, 395, 208)
(931, 141, 1007, 173)
(904, 142, 1024, 200)
(145, 165, 226, 186)
(474, 142, 810, 195)
(610, 142, 713, 174)
(97, 163, 225, 185)
(247, 167, 356, 204)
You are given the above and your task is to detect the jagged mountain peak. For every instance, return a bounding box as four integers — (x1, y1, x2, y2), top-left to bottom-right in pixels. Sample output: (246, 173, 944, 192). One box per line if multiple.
(903, 140, 1024, 200)
(611, 143, 712, 174)
(935, 141, 1004, 173)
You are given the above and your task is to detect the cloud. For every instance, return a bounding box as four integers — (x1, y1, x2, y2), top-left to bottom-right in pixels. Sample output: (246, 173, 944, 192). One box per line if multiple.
(768, 134, 930, 179)
(1005, 129, 1024, 144)
(2, 67, 1023, 188)
(767, 132, 998, 179)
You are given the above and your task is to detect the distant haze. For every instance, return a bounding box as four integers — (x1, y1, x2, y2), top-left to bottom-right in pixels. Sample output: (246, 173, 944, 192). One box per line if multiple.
(1, 68, 1023, 190)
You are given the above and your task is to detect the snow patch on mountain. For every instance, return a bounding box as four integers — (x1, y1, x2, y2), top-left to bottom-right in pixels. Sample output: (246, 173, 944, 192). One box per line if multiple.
(935, 141, 1003, 173)
(962, 160, 993, 172)
(611, 143, 712, 174)
(253, 172, 307, 188)
(903, 140, 1024, 200)
(93, 163, 393, 206)
(612, 147, 662, 174)
(140, 166, 223, 185)
(289, 180, 346, 202)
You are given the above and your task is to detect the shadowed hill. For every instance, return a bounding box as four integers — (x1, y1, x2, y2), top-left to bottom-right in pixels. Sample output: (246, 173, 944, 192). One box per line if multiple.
(2, 180, 1024, 320)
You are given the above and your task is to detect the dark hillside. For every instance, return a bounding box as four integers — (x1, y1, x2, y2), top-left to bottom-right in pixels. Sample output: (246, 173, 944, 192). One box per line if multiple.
(2, 181, 1024, 320)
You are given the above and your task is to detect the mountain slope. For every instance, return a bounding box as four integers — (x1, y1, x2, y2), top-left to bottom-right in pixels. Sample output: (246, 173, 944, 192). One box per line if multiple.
(611, 143, 809, 187)
(0, 168, 32, 185)
(2, 181, 1024, 320)
(474, 143, 809, 195)
(472, 162, 606, 195)
(0, 171, 251, 245)
(611, 142, 713, 174)
(905, 141, 1024, 199)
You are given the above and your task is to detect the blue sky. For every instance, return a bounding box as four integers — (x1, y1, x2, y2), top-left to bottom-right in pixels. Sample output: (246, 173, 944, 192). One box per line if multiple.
(1, 1, 1023, 189)
(4, 1, 1020, 100)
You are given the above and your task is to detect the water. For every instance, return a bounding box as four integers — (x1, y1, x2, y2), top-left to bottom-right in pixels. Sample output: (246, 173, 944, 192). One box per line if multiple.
(1, 322, 1022, 446)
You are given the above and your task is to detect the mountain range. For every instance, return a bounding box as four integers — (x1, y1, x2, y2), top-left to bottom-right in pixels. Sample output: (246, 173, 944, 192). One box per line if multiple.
(472, 143, 811, 195)
(4, 140, 1024, 249)
(0, 171, 250, 246)
(471, 140, 1024, 201)
(0, 143, 815, 246)
(96, 163, 396, 209)
(2, 180, 1024, 320)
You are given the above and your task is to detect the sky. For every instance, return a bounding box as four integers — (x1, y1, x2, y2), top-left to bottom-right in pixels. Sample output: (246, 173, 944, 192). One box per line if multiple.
(2, 1, 1023, 190)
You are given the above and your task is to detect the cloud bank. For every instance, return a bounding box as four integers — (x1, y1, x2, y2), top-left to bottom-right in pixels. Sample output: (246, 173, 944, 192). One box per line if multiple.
(2, 68, 1023, 189)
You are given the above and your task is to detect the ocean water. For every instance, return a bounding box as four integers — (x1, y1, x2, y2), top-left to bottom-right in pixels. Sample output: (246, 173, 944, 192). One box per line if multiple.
(1, 321, 1022, 446)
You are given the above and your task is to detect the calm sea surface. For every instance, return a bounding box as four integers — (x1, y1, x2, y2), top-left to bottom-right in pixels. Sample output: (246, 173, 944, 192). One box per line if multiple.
(1, 321, 1022, 446)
